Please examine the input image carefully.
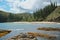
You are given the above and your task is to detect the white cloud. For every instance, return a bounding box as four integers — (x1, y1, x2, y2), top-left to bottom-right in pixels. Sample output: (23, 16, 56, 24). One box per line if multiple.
(32, 0, 43, 10)
(57, 3, 60, 6)
(31, 0, 50, 11)
(5, 0, 23, 13)
(5, 0, 37, 13)
(43, 2, 50, 5)
(0, 8, 5, 11)
(0, 0, 60, 13)
(0, 5, 8, 12)
(20, 0, 36, 9)
(0, 7, 8, 12)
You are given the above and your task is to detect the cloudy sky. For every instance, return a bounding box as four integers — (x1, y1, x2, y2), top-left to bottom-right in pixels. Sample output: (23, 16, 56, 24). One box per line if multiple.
(0, 0, 60, 13)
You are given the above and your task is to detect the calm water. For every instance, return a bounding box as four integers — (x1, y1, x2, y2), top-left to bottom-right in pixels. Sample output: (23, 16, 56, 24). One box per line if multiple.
(0, 23, 60, 40)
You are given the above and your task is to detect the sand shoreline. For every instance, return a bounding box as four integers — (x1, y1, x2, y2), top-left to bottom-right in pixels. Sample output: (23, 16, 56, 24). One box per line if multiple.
(12, 22, 60, 24)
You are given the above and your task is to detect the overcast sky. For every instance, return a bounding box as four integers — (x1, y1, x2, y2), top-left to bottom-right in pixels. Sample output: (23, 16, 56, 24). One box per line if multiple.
(0, 0, 60, 13)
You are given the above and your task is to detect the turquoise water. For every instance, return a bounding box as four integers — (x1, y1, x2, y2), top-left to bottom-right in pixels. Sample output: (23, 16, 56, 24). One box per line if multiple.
(0, 23, 60, 40)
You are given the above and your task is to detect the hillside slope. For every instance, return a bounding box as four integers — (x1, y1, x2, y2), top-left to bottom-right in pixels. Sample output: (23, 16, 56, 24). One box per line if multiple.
(45, 6, 60, 22)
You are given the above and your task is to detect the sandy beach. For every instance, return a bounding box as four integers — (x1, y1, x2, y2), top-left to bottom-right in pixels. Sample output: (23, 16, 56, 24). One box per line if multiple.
(12, 22, 60, 24)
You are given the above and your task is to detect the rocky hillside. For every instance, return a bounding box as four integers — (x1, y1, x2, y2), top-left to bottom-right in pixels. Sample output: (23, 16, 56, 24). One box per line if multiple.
(45, 6, 60, 22)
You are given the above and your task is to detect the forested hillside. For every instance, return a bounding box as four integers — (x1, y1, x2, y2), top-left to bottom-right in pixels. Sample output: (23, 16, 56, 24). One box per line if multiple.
(33, 2, 57, 21)
(0, 12, 34, 22)
(0, 3, 60, 22)
(45, 6, 60, 22)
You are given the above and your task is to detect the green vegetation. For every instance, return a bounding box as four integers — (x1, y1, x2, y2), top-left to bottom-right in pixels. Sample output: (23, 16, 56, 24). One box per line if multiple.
(33, 2, 57, 21)
(0, 12, 34, 22)
(0, 2, 60, 22)
(45, 6, 60, 22)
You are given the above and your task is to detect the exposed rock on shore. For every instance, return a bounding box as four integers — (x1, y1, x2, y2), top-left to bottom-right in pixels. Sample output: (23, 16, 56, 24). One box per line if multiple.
(8, 33, 37, 40)
(37, 27, 60, 31)
(0, 30, 11, 37)
(7, 32, 57, 40)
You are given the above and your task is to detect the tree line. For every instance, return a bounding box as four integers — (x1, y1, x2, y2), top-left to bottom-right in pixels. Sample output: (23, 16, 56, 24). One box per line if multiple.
(0, 2, 57, 22)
